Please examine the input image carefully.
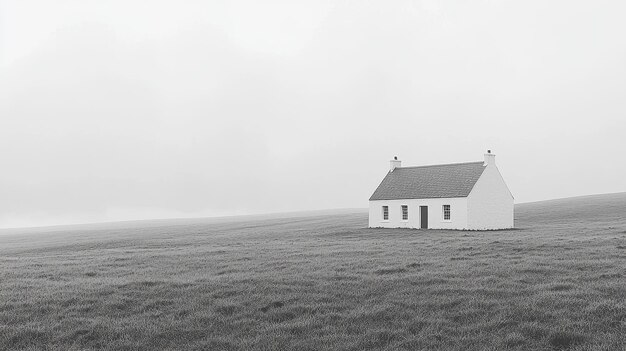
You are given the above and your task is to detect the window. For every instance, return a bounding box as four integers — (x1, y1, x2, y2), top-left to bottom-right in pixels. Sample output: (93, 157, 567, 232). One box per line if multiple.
(382, 206, 389, 220)
(443, 205, 451, 221)
(401, 205, 408, 220)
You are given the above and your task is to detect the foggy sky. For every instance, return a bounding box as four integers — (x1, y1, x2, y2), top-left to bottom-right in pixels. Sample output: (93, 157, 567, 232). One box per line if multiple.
(1, 0, 625, 228)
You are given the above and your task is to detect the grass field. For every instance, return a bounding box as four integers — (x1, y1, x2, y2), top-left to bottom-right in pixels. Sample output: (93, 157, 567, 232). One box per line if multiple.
(1, 193, 626, 350)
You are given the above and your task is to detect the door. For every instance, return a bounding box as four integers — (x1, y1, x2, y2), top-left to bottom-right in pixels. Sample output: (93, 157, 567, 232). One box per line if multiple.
(420, 206, 428, 229)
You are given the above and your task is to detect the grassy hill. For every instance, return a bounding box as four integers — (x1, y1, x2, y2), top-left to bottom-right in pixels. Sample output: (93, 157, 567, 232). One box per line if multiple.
(1, 194, 625, 350)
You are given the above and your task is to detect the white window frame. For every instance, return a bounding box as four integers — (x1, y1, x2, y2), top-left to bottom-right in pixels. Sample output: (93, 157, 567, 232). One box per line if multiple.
(382, 206, 389, 221)
(401, 205, 408, 221)
(442, 205, 451, 222)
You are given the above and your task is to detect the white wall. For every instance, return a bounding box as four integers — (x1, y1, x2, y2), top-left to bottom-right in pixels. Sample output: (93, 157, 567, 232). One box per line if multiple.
(368, 198, 468, 229)
(467, 163, 514, 230)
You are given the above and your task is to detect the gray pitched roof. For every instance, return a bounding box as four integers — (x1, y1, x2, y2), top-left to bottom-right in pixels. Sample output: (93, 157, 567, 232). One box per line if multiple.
(369, 161, 486, 201)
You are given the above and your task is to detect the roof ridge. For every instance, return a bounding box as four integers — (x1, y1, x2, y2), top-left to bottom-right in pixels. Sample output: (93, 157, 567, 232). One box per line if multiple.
(396, 161, 484, 170)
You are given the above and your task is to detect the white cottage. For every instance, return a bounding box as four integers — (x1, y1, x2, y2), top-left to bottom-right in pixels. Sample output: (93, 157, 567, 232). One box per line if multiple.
(368, 151, 513, 230)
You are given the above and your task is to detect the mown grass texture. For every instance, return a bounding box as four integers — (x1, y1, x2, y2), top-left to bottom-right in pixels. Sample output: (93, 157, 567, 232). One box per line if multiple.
(1, 193, 625, 350)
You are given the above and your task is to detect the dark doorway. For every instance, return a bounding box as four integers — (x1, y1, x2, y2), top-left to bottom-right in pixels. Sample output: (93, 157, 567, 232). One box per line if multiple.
(420, 206, 428, 229)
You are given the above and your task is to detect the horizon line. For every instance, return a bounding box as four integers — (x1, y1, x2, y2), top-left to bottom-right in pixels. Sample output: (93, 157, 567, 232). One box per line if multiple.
(1, 191, 624, 232)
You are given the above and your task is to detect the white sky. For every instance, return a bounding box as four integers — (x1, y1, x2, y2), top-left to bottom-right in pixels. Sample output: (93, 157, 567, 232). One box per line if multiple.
(1, 0, 625, 228)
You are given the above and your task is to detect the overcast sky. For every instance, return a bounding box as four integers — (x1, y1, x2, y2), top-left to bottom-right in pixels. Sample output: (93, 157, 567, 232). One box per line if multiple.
(1, 0, 625, 228)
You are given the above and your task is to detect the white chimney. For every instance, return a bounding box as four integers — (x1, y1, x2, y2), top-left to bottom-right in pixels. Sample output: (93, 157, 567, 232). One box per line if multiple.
(484, 150, 496, 166)
(390, 156, 401, 171)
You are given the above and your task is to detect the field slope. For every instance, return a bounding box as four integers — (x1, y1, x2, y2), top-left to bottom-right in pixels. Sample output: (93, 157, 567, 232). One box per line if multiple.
(1, 193, 626, 350)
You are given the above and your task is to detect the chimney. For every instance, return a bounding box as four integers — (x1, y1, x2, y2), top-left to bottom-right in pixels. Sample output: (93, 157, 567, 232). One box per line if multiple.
(390, 156, 401, 172)
(484, 150, 496, 166)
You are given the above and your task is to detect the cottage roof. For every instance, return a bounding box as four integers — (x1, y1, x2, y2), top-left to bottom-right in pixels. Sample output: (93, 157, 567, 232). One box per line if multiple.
(369, 161, 486, 201)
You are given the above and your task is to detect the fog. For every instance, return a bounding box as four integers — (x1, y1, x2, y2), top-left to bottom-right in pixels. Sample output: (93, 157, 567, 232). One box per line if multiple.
(1, 0, 625, 228)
